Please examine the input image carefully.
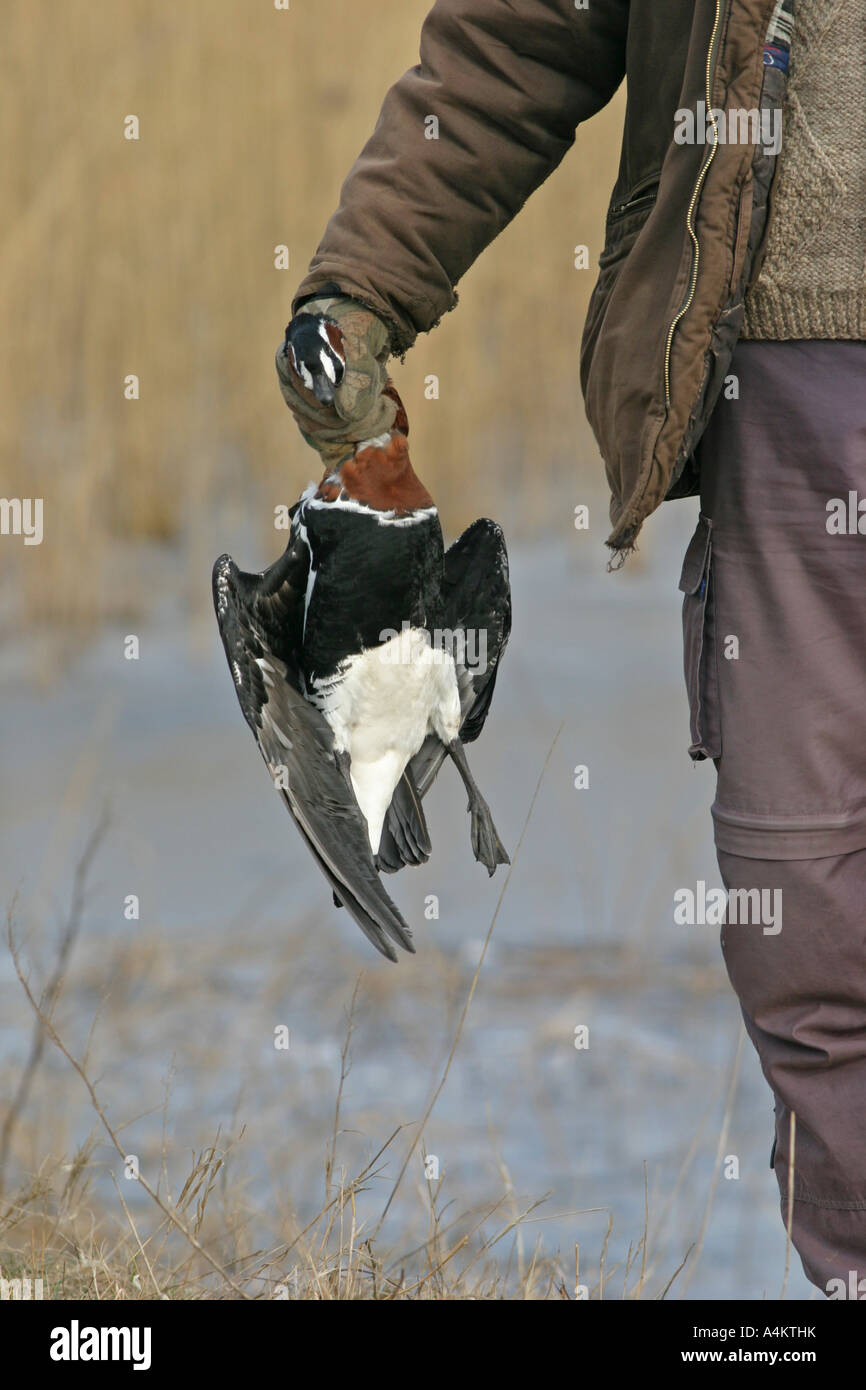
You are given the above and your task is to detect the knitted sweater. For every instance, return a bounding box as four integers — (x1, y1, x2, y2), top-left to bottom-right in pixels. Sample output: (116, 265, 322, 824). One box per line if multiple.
(743, 0, 866, 340)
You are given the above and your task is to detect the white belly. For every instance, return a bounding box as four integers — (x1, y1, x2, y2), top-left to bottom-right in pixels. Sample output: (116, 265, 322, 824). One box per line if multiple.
(315, 627, 461, 852)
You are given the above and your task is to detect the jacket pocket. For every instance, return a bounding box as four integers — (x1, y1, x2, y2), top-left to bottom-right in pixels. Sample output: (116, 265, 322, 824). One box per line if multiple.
(582, 176, 661, 393)
(606, 172, 661, 223)
(679, 514, 721, 761)
(599, 174, 661, 269)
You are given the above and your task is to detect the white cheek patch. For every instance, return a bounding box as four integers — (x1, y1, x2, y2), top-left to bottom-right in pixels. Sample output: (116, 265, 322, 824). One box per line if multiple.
(320, 349, 337, 383)
(289, 345, 315, 392)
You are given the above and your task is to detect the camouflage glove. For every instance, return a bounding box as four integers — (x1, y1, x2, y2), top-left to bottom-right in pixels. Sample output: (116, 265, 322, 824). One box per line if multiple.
(275, 293, 399, 467)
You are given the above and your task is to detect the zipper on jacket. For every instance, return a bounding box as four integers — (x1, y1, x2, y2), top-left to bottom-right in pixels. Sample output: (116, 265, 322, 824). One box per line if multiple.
(663, 0, 725, 409)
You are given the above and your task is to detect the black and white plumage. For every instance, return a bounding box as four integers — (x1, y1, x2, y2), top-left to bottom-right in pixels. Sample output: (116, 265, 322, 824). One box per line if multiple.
(283, 313, 345, 404)
(212, 434, 510, 961)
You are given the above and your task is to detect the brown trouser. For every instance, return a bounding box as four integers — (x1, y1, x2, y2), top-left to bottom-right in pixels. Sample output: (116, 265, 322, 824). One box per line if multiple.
(681, 339, 866, 1296)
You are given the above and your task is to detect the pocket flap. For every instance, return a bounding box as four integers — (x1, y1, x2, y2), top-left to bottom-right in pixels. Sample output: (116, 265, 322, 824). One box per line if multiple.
(678, 515, 713, 595)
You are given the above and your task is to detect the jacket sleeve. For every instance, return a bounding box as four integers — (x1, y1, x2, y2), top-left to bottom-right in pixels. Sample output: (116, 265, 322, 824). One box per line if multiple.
(293, 0, 629, 353)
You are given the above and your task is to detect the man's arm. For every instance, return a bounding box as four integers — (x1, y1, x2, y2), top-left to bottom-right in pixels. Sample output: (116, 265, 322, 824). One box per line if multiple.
(293, 0, 629, 354)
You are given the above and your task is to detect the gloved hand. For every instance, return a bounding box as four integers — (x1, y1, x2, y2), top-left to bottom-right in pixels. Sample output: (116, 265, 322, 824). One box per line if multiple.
(275, 293, 400, 467)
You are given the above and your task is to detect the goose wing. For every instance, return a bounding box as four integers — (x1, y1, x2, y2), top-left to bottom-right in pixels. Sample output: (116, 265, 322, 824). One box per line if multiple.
(377, 518, 511, 873)
(212, 539, 414, 961)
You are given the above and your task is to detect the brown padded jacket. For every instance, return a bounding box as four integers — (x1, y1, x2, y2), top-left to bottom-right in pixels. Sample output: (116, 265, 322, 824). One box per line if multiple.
(293, 0, 787, 553)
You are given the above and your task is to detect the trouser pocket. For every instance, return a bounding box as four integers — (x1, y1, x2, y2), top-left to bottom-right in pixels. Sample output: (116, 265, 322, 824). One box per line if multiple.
(679, 513, 721, 761)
